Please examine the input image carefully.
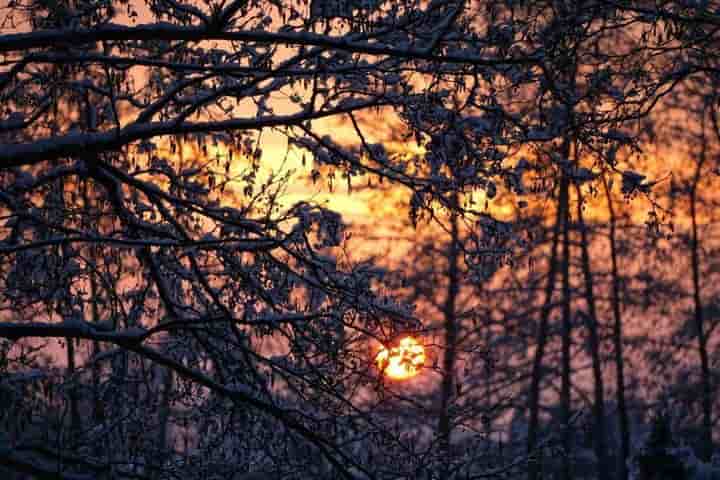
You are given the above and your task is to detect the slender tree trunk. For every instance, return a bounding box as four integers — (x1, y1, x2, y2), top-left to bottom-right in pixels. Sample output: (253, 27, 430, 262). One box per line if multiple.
(90, 278, 104, 421)
(58, 178, 81, 442)
(66, 336, 82, 440)
(82, 181, 106, 460)
(559, 171, 572, 480)
(153, 367, 174, 480)
(89, 269, 107, 463)
(438, 201, 460, 472)
(603, 176, 630, 480)
(527, 180, 564, 480)
(689, 184, 714, 460)
(574, 183, 608, 480)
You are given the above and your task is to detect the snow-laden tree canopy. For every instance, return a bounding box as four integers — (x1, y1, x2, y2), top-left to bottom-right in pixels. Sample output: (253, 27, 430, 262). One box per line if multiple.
(1, 0, 718, 478)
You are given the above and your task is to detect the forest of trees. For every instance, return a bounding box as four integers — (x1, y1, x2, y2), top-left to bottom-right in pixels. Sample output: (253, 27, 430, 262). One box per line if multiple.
(1, 0, 719, 479)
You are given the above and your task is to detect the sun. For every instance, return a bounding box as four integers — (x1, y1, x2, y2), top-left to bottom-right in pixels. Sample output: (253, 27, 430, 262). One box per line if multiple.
(376, 336, 426, 380)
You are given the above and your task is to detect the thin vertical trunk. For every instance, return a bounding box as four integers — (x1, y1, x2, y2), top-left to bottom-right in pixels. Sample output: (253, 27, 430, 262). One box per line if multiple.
(574, 183, 608, 480)
(58, 178, 81, 442)
(84, 182, 105, 429)
(687, 128, 714, 460)
(89, 267, 106, 462)
(527, 180, 564, 480)
(559, 171, 572, 480)
(90, 276, 104, 422)
(66, 337, 82, 440)
(603, 176, 630, 480)
(153, 368, 173, 480)
(438, 201, 460, 471)
(82, 180, 106, 461)
(689, 185, 713, 460)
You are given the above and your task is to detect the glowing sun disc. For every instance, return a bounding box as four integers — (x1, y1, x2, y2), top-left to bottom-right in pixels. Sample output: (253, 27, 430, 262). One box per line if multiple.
(376, 336, 426, 380)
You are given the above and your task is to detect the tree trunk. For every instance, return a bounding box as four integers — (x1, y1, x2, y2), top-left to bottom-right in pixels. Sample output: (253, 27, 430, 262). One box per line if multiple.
(575, 183, 608, 480)
(66, 336, 82, 441)
(689, 184, 714, 460)
(527, 178, 564, 480)
(89, 248, 105, 420)
(603, 176, 630, 480)
(438, 200, 460, 473)
(560, 171, 573, 480)
(153, 367, 174, 480)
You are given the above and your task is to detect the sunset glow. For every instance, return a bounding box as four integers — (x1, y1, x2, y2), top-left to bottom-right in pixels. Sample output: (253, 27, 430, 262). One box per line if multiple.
(376, 337, 426, 380)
